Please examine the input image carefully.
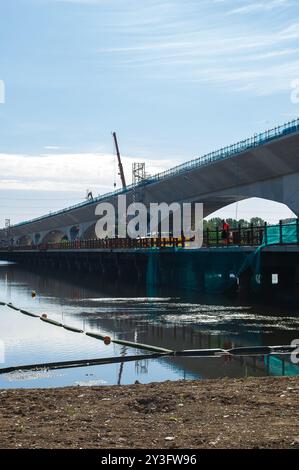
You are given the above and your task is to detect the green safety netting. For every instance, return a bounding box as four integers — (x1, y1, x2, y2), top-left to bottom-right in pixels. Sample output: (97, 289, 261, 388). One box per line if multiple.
(146, 222, 299, 295)
(263, 222, 298, 245)
(241, 222, 298, 291)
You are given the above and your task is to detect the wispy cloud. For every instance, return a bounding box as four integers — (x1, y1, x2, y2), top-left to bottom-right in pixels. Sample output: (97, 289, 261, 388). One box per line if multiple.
(0, 153, 179, 192)
(55, 0, 107, 3)
(43, 145, 61, 150)
(97, 2, 299, 96)
(228, 0, 292, 16)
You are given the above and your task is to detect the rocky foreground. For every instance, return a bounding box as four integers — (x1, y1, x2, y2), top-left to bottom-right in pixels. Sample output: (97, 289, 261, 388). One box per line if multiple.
(0, 376, 298, 449)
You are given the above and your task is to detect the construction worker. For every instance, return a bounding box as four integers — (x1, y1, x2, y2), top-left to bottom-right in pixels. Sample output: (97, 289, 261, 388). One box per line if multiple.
(221, 219, 230, 245)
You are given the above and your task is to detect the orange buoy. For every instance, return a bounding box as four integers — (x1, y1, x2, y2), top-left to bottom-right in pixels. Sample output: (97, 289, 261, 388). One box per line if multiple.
(103, 336, 111, 345)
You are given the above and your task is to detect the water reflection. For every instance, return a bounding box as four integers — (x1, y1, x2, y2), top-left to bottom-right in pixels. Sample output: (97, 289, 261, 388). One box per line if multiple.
(0, 262, 299, 388)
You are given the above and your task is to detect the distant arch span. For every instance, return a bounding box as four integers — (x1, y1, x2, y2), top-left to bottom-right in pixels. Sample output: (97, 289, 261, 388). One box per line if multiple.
(41, 230, 68, 244)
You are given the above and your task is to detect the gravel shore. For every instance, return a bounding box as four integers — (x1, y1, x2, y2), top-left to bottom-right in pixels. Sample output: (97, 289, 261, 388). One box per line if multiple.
(0, 376, 298, 449)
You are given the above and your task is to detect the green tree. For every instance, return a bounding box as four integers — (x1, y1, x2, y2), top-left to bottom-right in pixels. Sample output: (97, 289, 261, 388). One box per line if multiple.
(250, 217, 265, 226)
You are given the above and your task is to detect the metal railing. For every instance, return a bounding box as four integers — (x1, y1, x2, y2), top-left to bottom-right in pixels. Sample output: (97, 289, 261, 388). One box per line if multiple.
(203, 220, 299, 248)
(145, 118, 299, 184)
(6, 236, 188, 251)
(6, 117, 299, 230)
(204, 225, 265, 247)
(3, 220, 299, 252)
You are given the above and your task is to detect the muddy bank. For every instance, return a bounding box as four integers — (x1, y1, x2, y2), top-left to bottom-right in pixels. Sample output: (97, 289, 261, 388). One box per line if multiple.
(0, 376, 298, 449)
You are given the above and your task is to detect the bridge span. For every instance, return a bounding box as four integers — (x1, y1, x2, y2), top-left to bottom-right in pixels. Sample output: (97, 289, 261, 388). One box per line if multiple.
(1, 118, 299, 246)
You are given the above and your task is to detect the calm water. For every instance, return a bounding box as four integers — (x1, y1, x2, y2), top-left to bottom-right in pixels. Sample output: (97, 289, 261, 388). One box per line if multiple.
(0, 261, 299, 388)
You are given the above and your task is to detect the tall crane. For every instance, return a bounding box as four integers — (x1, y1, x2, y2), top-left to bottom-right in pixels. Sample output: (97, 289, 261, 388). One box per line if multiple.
(112, 131, 127, 189)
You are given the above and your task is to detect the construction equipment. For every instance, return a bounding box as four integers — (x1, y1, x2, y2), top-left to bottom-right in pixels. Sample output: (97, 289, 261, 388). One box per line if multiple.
(132, 162, 146, 185)
(112, 132, 126, 189)
(86, 189, 93, 200)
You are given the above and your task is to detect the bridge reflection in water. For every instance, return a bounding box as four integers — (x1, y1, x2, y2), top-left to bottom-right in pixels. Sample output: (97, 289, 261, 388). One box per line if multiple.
(0, 261, 298, 388)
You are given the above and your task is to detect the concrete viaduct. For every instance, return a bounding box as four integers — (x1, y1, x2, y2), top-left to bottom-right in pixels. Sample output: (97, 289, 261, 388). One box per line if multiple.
(1, 118, 299, 246)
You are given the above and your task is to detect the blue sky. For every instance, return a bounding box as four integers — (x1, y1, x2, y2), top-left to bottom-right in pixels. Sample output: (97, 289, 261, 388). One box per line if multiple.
(1, 0, 299, 224)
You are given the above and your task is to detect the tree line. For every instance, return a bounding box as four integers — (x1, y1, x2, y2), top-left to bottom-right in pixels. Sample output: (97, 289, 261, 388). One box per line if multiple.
(203, 217, 266, 231)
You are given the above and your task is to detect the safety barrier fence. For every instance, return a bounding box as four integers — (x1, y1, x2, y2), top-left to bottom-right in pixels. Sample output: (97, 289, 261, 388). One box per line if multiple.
(2, 220, 299, 252)
(4, 236, 188, 251)
(204, 225, 264, 247)
(0, 300, 298, 375)
(204, 220, 299, 247)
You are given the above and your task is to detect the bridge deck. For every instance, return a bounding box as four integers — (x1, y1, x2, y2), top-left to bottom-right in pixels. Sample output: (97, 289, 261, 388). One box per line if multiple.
(5, 117, 299, 231)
